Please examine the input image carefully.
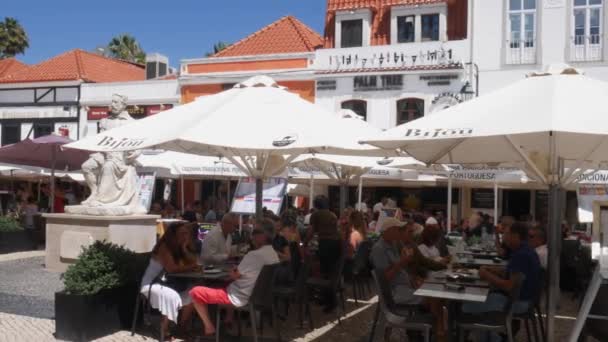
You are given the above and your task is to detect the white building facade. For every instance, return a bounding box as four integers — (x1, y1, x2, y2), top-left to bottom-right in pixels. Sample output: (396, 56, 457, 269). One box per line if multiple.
(473, 0, 608, 93)
(315, 0, 472, 130)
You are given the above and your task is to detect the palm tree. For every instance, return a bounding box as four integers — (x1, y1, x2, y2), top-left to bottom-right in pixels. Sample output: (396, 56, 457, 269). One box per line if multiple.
(106, 34, 146, 64)
(205, 41, 230, 57)
(0, 17, 30, 58)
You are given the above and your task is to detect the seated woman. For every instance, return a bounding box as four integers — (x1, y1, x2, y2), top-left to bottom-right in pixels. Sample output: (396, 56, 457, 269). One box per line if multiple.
(349, 210, 367, 256)
(418, 226, 443, 262)
(140, 222, 200, 340)
(273, 212, 303, 282)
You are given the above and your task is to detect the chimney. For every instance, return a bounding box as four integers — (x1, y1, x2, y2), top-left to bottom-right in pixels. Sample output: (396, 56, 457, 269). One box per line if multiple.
(145, 53, 169, 79)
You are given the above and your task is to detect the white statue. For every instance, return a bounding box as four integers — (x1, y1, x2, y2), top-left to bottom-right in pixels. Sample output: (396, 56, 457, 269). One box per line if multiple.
(66, 94, 146, 216)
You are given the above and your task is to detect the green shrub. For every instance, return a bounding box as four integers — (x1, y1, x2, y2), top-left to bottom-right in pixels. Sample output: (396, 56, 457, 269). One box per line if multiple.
(0, 217, 23, 233)
(62, 241, 138, 295)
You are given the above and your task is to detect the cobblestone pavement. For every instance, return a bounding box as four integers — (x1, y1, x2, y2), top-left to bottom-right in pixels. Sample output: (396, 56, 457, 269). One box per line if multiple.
(0, 252, 602, 341)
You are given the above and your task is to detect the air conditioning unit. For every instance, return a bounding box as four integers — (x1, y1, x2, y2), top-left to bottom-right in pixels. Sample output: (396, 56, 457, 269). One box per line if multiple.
(145, 53, 169, 79)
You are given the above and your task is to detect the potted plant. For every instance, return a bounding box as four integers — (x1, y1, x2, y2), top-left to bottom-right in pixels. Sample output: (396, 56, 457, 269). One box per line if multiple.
(0, 216, 26, 251)
(54, 241, 143, 342)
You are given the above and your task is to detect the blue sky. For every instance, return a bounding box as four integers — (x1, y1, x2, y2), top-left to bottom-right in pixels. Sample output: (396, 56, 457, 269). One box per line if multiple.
(3, 0, 327, 67)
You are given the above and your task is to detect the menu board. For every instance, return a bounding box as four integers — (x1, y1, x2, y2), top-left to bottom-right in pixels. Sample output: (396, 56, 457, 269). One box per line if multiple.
(230, 177, 287, 215)
(470, 189, 494, 209)
(136, 172, 156, 212)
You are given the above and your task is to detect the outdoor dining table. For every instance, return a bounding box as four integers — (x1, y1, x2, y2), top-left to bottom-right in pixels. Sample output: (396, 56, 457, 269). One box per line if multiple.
(415, 279, 491, 342)
(458, 250, 499, 260)
(425, 270, 490, 288)
(414, 282, 490, 302)
(453, 256, 506, 268)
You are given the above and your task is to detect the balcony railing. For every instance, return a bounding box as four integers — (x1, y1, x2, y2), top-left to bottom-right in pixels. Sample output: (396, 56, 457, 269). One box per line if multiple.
(570, 34, 603, 62)
(314, 40, 470, 73)
(506, 38, 537, 65)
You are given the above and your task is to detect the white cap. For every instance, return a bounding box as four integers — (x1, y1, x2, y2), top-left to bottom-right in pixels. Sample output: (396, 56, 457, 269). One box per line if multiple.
(425, 217, 439, 226)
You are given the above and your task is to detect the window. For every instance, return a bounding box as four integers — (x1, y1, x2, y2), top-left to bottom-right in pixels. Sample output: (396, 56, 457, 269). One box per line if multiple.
(341, 100, 367, 121)
(570, 0, 603, 61)
(421, 14, 440, 41)
(397, 16, 416, 43)
(507, 0, 537, 64)
(390, 6, 446, 44)
(571, 0, 603, 61)
(396, 98, 424, 125)
(33, 123, 53, 138)
(1, 123, 21, 146)
(341, 19, 363, 48)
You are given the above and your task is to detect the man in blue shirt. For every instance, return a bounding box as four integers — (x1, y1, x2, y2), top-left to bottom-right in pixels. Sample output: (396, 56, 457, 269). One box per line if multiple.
(462, 221, 541, 341)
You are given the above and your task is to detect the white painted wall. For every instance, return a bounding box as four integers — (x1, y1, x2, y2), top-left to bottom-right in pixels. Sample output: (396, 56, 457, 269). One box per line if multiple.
(80, 80, 180, 106)
(472, 0, 608, 95)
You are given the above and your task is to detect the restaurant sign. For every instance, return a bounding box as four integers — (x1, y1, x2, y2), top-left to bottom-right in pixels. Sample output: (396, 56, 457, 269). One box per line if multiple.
(354, 75, 403, 92)
(88, 104, 173, 120)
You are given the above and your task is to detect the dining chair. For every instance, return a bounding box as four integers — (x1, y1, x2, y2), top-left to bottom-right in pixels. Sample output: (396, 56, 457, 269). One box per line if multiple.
(369, 269, 433, 342)
(351, 239, 373, 305)
(306, 252, 347, 323)
(215, 263, 280, 342)
(130, 253, 166, 341)
(455, 272, 525, 342)
(273, 256, 314, 329)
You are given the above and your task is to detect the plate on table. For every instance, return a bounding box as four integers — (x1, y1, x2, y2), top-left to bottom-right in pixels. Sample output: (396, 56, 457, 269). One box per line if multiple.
(205, 268, 222, 274)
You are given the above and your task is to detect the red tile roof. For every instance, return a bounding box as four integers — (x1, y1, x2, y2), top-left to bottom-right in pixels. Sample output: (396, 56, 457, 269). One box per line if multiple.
(0, 58, 28, 78)
(0, 49, 146, 84)
(327, 0, 445, 11)
(212, 16, 324, 58)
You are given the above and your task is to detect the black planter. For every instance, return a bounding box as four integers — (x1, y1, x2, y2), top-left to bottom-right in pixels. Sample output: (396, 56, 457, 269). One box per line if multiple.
(55, 284, 138, 342)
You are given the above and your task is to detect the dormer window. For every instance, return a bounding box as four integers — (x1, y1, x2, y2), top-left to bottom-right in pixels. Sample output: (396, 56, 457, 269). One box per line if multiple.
(335, 9, 372, 48)
(391, 4, 447, 44)
(421, 14, 440, 41)
(397, 16, 416, 43)
(341, 19, 364, 47)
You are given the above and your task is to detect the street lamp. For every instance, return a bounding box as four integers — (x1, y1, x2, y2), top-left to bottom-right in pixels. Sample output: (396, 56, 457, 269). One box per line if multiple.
(460, 81, 475, 102)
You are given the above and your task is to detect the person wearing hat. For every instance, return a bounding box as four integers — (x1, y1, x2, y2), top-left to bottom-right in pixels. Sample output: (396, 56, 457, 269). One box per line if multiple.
(370, 218, 447, 341)
(189, 223, 279, 336)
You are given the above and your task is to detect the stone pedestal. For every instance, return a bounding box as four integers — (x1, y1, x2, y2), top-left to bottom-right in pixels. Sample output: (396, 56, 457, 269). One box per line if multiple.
(44, 213, 159, 272)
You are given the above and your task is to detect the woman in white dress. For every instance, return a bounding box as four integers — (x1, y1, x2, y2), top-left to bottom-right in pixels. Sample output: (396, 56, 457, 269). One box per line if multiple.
(140, 222, 199, 340)
(418, 225, 446, 263)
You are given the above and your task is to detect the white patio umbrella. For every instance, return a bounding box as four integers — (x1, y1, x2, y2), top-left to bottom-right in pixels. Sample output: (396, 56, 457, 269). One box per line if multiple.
(290, 110, 422, 212)
(292, 153, 422, 212)
(363, 65, 608, 341)
(66, 76, 393, 217)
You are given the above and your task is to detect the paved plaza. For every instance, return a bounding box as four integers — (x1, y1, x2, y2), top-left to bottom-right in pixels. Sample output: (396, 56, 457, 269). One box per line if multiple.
(0, 252, 598, 342)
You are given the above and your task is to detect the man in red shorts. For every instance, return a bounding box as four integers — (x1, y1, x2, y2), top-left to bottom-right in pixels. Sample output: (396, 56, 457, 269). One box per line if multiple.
(189, 219, 279, 336)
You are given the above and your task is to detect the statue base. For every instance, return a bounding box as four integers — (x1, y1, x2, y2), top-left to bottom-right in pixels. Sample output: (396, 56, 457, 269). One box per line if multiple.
(65, 205, 147, 216)
(43, 213, 160, 272)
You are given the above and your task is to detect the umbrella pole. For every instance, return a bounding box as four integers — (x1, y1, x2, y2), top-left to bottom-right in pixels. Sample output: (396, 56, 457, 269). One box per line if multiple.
(357, 177, 363, 212)
(255, 178, 263, 219)
(447, 175, 452, 232)
(546, 184, 562, 342)
(50, 147, 56, 213)
(494, 181, 498, 227)
(180, 176, 185, 214)
(308, 174, 314, 211)
(339, 183, 348, 213)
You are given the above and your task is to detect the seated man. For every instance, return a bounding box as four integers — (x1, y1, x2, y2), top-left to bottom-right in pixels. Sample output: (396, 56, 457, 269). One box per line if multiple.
(189, 225, 279, 336)
(462, 221, 541, 342)
(528, 227, 547, 269)
(370, 218, 446, 340)
(200, 212, 238, 264)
